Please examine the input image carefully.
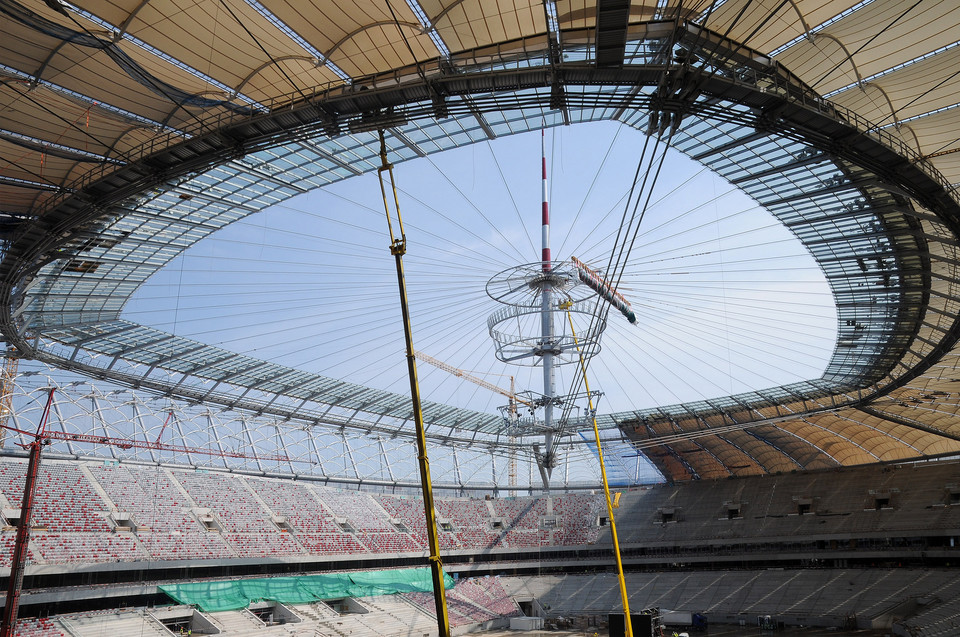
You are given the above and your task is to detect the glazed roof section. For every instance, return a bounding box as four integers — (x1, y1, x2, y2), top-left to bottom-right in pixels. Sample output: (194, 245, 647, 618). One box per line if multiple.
(3, 1, 960, 458)
(12, 29, 955, 438)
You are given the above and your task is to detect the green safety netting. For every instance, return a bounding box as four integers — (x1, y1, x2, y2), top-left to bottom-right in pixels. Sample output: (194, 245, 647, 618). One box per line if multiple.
(158, 567, 454, 612)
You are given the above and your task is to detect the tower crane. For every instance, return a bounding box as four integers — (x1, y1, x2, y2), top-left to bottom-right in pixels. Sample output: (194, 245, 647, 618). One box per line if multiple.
(412, 350, 528, 495)
(412, 349, 535, 415)
(0, 389, 53, 637)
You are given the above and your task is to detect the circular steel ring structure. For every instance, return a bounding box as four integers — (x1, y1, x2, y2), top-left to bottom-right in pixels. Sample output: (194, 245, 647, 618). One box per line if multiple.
(3, 3, 960, 483)
(486, 261, 606, 367)
(486, 261, 588, 307)
(488, 300, 606, 366)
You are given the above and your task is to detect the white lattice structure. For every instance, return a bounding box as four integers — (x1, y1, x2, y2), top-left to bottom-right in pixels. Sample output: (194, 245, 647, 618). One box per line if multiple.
(6, 367, 634, 491)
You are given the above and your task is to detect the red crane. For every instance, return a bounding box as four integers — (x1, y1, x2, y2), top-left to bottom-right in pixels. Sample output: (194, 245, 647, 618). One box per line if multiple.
(0, 389, 296, 636)
(0, 388, 54, 637)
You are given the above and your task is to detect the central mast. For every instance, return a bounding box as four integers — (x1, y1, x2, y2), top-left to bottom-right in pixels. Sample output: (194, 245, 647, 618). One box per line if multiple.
(539, 130, 557, 487)
(487, 129, 606, 491)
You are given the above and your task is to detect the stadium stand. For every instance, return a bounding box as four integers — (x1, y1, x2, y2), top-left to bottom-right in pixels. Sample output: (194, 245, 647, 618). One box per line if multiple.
(1, 457, 958, 567)
(1, 456, 959, 634)
(286, 601, 339, 621)
(89, 464, 235, 560)
(29, 532, 142, 564)
(552, 492, 606, 545)
(293, 530, 367, 556)
(899, 576, 960, 636)
(175, 471, 276, 534)
(10, 617, 65, 637)
(353, 595, 443, 634)
(89, 464, 197, 532)
(0, 534, 32, 569)
(450, 577, 522, 619)
(5, 569, 958, 635)
(488, 496, 549, 548)
(246, 477, 340, 534)
(0, 462, 110, 533)
(176, 470, 306, 557)
(400, 590, 483, 627)
(60, 609, 171, 637)
(495, 570, 960, 628)
(5, 2, 960, 635)
(206, 608, 267, 634)
(355, 531, 421, 553)
(320, 491, 394, 532)
(376, 494, 458, 550)
(606, 461, 960, 553)
(433, 497, 499, 549)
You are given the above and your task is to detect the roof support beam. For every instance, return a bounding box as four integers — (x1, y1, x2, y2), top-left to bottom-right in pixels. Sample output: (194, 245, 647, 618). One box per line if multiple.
(691, 129, 768, 161)
(461, 97, 496, 140)
(66, 323, 141, 353)
(729, 152, 825, 184)
(857, 405, 960, 444)
(232, 162, 309, 194)
(390, 128, 427, 158)
(758, 178, 881, 208)
(595, 0, 631, 68)
(303, 141, 363, 176)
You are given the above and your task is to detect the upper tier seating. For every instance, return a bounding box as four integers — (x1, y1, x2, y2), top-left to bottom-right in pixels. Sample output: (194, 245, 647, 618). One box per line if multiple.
(176, 471, 276, 533)
(247, 477, 341, 533)
(89, 464, 198, 533)
(320, 491, 394, 532)
(2, 457, 958, 566)
(0, 462, 110, 532)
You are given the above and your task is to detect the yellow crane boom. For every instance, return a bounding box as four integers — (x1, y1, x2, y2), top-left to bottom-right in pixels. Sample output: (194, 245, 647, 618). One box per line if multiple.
(413, 349, 526, 497)
(412, 350, 534, 410)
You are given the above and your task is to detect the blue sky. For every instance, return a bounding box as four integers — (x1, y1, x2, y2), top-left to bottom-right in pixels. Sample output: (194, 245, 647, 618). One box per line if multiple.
(125, 121, 837, 419)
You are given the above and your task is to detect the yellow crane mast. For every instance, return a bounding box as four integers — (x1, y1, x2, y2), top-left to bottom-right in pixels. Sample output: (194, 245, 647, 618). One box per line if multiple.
(376, 131, 452, 637)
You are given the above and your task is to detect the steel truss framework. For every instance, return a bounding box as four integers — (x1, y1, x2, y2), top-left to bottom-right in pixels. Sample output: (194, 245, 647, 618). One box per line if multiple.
(2, 365, 646, 490)
(2, 20, 960, 481)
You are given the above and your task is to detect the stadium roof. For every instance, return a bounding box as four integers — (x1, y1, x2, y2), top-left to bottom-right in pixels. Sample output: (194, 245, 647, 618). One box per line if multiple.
(2, 0, 960, 482)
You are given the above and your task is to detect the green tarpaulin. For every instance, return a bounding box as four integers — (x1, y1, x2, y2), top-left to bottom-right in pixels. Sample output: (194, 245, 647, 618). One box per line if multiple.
(158, 567, 454, 612)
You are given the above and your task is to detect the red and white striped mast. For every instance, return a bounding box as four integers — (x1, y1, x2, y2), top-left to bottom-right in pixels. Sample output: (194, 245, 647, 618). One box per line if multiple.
(487, 130, 633, 491)
(539, 129, 557, 488)
(487, 129, 616, 490)
(541, 129, 551, 273)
